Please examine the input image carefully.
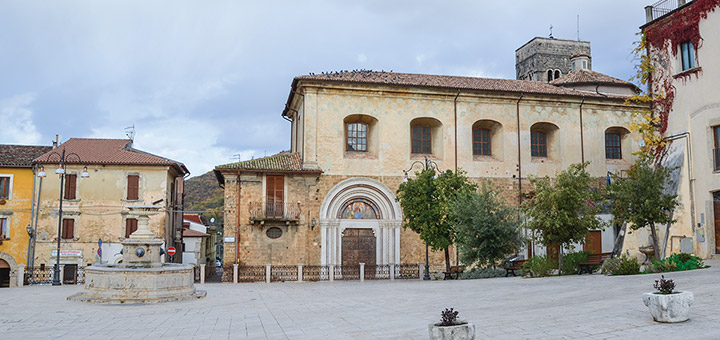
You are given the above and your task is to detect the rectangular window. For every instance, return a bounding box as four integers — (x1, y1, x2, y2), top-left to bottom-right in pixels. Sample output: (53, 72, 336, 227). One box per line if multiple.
(125, 218, 138, 238)
(681, 41, 696, 71)
(61, 219, 74, 239)
(265, 175, 284, 218)
(0, 176, 9, 199)
(531, 131, 547, 157)
(605, 133, 622, 159)
(64, 174, 77, 200)
(127, 175, 140, 200)
(472, 128, 491, 156)
(411, 126, 432, 154)
(0, 217, 8, 238)
(346, 123, 368, 151)
(714, 126, 720, 171)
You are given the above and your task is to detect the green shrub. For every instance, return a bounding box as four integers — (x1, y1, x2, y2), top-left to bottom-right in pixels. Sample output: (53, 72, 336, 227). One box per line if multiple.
(676, 253, 692, 263)
(460, 267, 506, 279)
(666, 253, 705, 271)
(602, 256, 640, 275)
(647, 259, 677, 273)
(560, 251, 591, 275)
(613, 256, 641, 275)
(522, 256, 556, 277)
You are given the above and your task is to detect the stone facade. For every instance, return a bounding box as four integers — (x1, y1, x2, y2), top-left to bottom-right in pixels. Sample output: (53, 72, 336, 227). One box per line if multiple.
(217, 68, 646, 270)
(516, 37, 591, 82)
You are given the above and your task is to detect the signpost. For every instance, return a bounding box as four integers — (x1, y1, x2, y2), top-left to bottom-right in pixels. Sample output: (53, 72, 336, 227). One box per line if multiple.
(167, 246, 176, 262)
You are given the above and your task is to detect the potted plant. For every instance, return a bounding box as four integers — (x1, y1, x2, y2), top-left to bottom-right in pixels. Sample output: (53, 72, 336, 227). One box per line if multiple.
(642, 275, 694, 323)
(428, 308, 475, 340)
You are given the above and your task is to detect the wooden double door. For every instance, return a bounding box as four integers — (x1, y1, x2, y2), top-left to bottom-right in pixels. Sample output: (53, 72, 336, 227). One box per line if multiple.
(342, 228, 376, 269)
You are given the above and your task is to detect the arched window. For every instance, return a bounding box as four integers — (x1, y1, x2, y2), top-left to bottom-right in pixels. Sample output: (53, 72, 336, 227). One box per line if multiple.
(410, 117, 443, 156)
(338, 198, 380, 219)
(547, 70, 554, 81)
(531, 131, 547, 157)
(554, 70, 561, 79)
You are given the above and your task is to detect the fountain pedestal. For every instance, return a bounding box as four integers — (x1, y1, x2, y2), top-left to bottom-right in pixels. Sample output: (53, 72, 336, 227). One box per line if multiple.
(68, 205, 206, 304)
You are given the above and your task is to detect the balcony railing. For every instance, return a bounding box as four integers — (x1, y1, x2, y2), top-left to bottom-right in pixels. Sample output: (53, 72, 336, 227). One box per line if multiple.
(714, 148, 720, 172)
(645, 0, 693, 22)
(249, 201, 301, 223)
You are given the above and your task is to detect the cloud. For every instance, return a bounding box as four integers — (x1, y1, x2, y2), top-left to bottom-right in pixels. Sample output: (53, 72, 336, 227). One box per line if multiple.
(357, 54, 368, 63)
(0, 93, 42, 145)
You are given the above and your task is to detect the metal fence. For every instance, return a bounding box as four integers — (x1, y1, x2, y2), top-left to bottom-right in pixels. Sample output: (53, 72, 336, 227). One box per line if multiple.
(271, 265, 298, 282)
(248, 201, 302, 221)
(237, 265, 266, 282)
(647, 0, 692, 21)
(302, 265, 330, 281)
(24, 266, 54, 285)
(222, 263, 421, 283)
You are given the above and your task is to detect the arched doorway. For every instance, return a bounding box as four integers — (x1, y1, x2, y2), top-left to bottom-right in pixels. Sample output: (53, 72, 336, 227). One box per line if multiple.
(0, 252, 17, 288)
(319, 178, 402, 266)
(0, 259, 10, 287)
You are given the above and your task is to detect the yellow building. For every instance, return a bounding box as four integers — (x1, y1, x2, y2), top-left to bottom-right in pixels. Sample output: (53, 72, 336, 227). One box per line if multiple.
(0, 144, 52, 288)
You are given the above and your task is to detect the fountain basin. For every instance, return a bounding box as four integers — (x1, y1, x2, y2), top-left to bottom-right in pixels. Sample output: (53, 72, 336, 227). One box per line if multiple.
(67, 263, 206, 304)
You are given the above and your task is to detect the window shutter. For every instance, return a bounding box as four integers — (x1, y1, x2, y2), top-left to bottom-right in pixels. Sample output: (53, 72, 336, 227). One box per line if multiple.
(62, 219, 74, 239)
(64, 174, 77, 200)
(127, 175, 139, 200)
(125, 218, 138, 238)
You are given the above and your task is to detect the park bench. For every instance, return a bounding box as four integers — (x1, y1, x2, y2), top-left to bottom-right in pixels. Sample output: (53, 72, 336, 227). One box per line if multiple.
(578, 252, 612, 275)
(443, 266, 465, 280)
(504, 259, 527, 277)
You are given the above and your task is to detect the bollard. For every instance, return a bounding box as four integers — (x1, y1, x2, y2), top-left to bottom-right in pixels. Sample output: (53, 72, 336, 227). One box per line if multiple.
(329, 264, 334, 282)
(200, 264, 206, 284)
(390, 263, 395, 281)
(359, 263, 365, 282)
(266, 264, 271, 283)
(298, 264, 303, 282)
(18, 264, 25, 287)
(419, 262, 424, 279)
(59, 264, 65, 285)
(233, 263, 239, 284)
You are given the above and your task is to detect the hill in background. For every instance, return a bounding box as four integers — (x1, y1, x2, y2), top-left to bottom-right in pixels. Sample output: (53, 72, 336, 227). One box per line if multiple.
(184, 170, 224, 227)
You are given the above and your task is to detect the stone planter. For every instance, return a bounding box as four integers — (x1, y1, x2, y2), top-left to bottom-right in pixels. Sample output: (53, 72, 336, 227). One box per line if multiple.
(428, 323, 475, 340)
(642, 291, 693, 323)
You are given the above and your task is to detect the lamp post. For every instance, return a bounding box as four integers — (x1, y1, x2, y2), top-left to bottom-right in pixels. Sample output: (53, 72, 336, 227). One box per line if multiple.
(38, 148, 89, 286)
(402, 157, 440, 281)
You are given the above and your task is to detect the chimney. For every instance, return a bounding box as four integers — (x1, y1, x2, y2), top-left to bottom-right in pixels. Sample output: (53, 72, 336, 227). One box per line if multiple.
(52, 134, 60, 149)
(645, 6, 654, 23)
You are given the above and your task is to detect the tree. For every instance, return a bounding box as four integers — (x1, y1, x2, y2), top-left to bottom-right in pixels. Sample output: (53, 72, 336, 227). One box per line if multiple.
(522, 162, 604, 269)
(396, 169, 476, 271)
(607, 158, 679, 259)
(450, 184, 523, 269)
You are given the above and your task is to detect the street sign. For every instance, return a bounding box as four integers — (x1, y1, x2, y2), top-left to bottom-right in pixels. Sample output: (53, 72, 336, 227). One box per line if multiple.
(167, 247, 176, 256)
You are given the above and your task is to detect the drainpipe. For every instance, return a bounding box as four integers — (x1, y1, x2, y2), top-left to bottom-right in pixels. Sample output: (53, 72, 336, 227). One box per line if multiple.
(662, 132, 694, 258)
(453, 90, 460, 171)
(31, 175, 43, 269)
(516, 93, 524, 205)
(235, 170, 242, 264)
(26, 166, 39, 269)
(579, 97, 586, 163)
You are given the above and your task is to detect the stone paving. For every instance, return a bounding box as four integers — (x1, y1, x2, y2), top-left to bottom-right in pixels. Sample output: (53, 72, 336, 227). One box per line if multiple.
(3, 259, 720, 339)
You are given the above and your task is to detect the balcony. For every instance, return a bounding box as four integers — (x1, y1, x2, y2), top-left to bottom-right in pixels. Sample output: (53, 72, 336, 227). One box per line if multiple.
(714, 148, 720, 172)
(249, 201, 301, 224)
(645, 0, 693, 22)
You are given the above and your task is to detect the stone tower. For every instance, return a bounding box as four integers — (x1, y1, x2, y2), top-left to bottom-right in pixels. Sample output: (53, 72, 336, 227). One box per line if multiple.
(515, 37, 591, 82)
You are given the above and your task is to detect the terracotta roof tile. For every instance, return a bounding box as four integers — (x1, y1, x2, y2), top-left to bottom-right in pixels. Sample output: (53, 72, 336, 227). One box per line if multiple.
(33, 138, 188, 174)
(182, 228, 209, 237)
(215, 152, 321, 172)
(0, 145, 53, 167)
(183, 214, 204, 225)
(294, 70, 623, 98)
(550, 69, 637, 88)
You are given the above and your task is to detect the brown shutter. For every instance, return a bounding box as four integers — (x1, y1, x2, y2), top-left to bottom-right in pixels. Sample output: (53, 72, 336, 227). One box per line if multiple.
(62, 219, 74, 239)
(64, 174, 77, 200)
(125, 218, 138, 238)
(265, 176, 284, 218)
(127, 175, 139, 200)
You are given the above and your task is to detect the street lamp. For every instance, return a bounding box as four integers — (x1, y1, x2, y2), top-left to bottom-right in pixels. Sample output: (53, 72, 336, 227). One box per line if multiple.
(402, 156, 440, 281)
(38, 148, 90, 286)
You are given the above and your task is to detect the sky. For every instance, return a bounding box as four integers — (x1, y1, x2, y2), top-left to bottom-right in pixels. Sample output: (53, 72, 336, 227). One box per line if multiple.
(0, 1, 648, 177)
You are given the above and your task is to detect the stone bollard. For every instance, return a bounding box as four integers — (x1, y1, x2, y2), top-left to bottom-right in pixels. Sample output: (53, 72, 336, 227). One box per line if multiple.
(390, 263, 395, 281)
(17, 264, 25, 287)
(200, 264, 206, 284)
(298, 264, 303, 282)
(419, 262, 424, 279)
(360, 263, 365, 282)
(59, 264, 65, 285)
(233, 263, 239, 283)
(266, 264, 271, 283)
(329, 264, 334, 282)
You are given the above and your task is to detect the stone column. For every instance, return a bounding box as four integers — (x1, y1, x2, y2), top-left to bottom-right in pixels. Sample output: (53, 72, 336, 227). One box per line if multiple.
(200, 264, 205, 284)
(59, 264, 65, 285)
(390, 263, 395, 281)
(360, 263, 365, 282)
(17, 264, 25, 287)
(233, 263, 238, 283)
(298, 264, 303, 282)
(265, 264, 271, 283)
(329, 264, 334, 282)
(419, 262, 424, 279)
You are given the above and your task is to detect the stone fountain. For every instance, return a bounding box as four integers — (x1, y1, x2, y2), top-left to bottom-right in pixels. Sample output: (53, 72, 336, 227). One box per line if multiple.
(68, 205, 206, 304)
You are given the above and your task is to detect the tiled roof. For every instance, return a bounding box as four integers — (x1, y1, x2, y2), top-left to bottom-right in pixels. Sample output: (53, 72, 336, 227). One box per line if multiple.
(184, 214, 204, 225)
(33, 138, 189, 174)
(294, 70, 627, 98)
(215, 152, 321, 172)
(0, 145, 53, 167)
(182, 228, 209, 238)
(550, 69, 637, 88)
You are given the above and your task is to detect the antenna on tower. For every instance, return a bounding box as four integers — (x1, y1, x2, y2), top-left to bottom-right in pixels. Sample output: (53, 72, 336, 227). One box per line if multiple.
(549, 25, 554, 39)
(577, 15, 580, 41)
(233, 154, 242, 162)
(125, 125, 136, 143)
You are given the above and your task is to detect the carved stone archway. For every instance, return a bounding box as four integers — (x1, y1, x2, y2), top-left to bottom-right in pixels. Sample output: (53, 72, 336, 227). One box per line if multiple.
(319, 177, 402, 265)
(0, 252, 19, 288)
